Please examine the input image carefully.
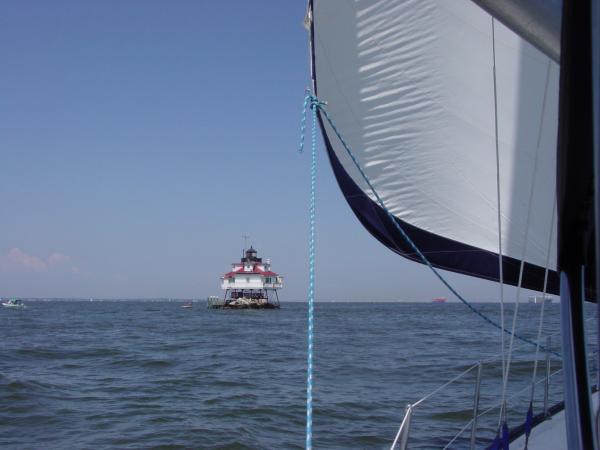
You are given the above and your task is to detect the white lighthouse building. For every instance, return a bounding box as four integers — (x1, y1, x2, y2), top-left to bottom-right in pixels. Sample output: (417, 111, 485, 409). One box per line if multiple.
(209, 247, 283, 309)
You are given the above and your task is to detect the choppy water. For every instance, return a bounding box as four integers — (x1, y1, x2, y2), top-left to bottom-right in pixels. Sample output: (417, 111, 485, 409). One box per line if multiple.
(0, 301, 596, 449)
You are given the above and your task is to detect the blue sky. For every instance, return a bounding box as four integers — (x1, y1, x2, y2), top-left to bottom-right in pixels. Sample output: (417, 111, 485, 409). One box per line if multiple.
(0, 0, 529, 301)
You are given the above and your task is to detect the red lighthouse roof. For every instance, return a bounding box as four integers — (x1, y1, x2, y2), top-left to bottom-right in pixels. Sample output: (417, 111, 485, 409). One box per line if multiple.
(222, 265, 279, 279)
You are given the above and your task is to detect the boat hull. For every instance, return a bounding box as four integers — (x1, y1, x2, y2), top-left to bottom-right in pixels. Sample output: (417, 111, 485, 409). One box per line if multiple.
(2, 303, 25, 309)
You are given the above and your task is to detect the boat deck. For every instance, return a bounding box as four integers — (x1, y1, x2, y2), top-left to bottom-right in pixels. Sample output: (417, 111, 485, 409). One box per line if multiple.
(511, 392, 598, 449)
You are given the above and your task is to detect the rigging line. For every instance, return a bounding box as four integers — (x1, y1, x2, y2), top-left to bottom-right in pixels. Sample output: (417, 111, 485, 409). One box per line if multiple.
(412, 363, 480, 408)
(442, 418, 475, 450)
(500, 56, 553, 424)
(309, 95, 559, 357)
(476, 364, 566, 423)
(491, 18, 507, 425)
(529, 203, 556, 403)
(529, 61, 555, 406)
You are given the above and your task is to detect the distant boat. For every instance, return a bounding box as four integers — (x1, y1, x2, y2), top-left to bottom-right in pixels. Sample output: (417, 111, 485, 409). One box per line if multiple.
(182, 301, 193, 309)
(2, 299, 26, 309)
(432, 297, 447, 303)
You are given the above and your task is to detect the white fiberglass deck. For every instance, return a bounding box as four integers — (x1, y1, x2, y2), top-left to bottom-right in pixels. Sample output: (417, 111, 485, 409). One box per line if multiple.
(511, 392, 598, 449)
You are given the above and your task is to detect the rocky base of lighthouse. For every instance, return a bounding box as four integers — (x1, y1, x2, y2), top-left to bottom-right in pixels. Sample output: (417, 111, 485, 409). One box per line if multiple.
(207, 297, 280, 310)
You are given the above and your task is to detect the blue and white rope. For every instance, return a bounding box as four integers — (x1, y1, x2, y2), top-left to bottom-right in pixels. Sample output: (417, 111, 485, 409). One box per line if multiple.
(300, 92, 323, 450)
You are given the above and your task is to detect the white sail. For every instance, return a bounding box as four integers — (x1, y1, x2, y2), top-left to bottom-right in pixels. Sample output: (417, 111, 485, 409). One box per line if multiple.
(311, 0, 559, 292)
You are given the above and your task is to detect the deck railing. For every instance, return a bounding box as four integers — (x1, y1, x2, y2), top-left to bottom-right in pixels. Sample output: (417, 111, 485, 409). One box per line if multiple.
(390, 318, 598, 450)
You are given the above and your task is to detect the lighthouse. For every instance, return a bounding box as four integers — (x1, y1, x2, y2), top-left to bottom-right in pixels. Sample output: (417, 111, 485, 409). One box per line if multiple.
(208, 247, 283, 309)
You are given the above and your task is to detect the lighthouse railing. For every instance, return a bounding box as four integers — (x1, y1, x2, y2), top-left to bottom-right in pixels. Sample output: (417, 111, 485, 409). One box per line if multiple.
(207, 296, 225, 308)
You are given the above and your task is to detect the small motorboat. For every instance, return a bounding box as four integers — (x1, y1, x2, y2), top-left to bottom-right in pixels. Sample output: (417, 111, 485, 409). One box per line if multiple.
(2, 299, 26, 309)
(182, 301, 193, 309)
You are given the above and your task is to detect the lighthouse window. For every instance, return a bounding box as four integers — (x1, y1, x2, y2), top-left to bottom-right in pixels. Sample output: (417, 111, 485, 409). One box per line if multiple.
(246, 277, 250, 283)
(265, 277, 271, 283)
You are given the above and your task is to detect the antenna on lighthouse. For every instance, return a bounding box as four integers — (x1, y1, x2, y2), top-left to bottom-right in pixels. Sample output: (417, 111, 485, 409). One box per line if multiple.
(242, 234, 250, 256)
